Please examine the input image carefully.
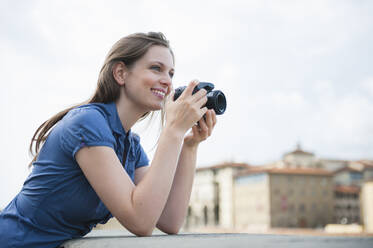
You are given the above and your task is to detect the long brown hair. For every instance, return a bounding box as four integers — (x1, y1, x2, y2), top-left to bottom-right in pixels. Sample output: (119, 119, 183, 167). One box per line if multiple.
(29, 32, 174, 166)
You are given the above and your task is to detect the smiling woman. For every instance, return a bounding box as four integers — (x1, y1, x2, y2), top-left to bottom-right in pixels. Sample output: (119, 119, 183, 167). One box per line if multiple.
(0, 32, 217, 248)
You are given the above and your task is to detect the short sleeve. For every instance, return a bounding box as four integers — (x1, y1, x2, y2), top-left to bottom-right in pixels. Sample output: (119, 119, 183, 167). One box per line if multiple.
(59, 107, 116, 158)
(133, 136, 149, 169)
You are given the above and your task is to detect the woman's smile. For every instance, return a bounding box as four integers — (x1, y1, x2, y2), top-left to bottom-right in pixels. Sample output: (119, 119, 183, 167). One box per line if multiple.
(151, 88, 166, 99)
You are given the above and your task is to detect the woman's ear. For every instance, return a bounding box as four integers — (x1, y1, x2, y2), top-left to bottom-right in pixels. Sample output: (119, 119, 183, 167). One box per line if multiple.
(113, 62, 128, 86)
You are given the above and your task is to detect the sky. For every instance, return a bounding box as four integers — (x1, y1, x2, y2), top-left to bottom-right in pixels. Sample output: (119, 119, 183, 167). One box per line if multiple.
(1, 0, 372, 208)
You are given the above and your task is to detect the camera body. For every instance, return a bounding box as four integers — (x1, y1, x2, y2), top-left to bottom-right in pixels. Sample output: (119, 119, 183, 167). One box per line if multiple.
(173, 82, 226, 115)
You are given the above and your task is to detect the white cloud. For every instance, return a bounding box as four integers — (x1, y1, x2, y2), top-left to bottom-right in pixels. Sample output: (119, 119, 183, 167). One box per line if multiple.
(362, 77, 373, 98)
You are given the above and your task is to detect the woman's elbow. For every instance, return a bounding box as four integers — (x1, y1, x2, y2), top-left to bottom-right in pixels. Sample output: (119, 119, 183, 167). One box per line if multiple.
(134, 230, 153, 237)
(120, 219, 155, 237)
(164, 228, 180, 235)
(158, 223, 181, 235)
(130, 226, 154, 237)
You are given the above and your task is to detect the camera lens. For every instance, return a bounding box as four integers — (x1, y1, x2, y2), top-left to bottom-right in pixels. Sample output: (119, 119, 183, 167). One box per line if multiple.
(216, 92, 226, 114)
(212, 91, 226, 115)
(206, 91, 226, 115)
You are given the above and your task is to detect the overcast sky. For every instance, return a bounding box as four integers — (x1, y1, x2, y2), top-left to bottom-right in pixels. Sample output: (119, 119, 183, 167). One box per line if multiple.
(1, 0, 372, 207)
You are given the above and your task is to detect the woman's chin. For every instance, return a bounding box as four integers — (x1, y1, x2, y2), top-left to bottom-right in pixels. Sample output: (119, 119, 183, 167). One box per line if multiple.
(147, 103, 163, 112)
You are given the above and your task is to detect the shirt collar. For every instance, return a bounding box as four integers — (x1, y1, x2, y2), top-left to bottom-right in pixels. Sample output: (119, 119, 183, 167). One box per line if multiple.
(105, 102, 131, 138)
(105, 102, 137, 158)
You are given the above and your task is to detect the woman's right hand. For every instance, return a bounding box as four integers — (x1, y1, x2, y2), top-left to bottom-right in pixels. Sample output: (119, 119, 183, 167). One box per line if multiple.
(164, 80, 208, 136)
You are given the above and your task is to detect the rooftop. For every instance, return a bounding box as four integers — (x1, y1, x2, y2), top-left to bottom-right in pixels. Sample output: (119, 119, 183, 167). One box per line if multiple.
(197, 162, 250, 172)
(236, 167, 332, 178)
(283, 143, 315, 157)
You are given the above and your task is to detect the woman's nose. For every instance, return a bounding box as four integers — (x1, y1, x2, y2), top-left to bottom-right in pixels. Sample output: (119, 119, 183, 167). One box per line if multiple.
(160, 77, 172, 88)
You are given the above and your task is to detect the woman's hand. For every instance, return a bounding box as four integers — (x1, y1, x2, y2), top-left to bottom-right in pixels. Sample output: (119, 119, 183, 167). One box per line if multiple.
(164, 80, 208, 136)
(183, 109, 217, 148)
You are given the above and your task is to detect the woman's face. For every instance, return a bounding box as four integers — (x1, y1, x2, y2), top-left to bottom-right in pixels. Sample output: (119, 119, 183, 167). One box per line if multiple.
(122, 45, 174, 112)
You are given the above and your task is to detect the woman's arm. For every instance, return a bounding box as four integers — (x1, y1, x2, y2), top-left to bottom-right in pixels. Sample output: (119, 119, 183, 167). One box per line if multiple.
(133, 145, 196, 234)
(155, 144, 198, 234)
(76, 81, 207, 236)
(156, 109, 217, 234)
(76, 128, 182, 236)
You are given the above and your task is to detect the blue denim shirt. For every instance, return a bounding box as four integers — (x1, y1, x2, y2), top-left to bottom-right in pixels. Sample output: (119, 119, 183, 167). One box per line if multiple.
(0, 102, 149, 248)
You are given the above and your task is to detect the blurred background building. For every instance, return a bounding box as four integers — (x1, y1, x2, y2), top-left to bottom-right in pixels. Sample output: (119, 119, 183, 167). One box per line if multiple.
(234, 167, 333, 230)
(184, 144, 373, 233)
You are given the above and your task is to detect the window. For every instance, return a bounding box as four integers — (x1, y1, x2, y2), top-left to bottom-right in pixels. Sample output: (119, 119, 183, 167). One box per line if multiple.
(312, 203, 317, 211)
(321, 178, 327, 186)
(186, 207, 193, 228)
(288, 204, 294, 212)
(299, 204, 306, 213)
(350, 172, 362, 181)
(214, 204, 219, 225)
(288, 189, 294, 196)
(203, 206, 208, 226)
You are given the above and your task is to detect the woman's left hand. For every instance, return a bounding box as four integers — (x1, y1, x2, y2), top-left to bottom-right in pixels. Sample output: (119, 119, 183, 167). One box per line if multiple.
(183, 109, 217, 148)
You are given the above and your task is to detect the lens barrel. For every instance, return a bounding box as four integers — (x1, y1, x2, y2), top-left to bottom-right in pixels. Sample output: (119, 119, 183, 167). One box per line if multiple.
(206, 91, 226, 115)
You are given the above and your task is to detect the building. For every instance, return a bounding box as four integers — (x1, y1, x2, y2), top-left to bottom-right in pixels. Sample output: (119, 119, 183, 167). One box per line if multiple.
(185, 145, 373, 231)
(185, 162, 249, 229)
(333, 166, 363, 224)
(282, 143, 319, 168)
(360, 162, 373, 233)
(361, 181, 373, 233)
(331, 161, 373, 225)
(333, 185, 360, 224)
(234, 167, 333, 230)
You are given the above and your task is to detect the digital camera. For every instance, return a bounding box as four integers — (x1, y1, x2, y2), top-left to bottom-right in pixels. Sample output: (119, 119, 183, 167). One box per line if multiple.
(173, 82, 226, 115)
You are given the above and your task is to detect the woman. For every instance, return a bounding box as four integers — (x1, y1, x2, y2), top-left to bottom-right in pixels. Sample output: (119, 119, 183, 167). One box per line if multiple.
(0, 32, 217, 247)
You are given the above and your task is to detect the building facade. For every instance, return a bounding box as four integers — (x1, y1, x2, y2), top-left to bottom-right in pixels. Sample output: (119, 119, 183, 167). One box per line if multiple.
(234, 168, 334, 230)
(333, 185, 360, 224)
(361, 181, 373, 233)
(185, 145, 373, 231)
(185, 163, 249, 229)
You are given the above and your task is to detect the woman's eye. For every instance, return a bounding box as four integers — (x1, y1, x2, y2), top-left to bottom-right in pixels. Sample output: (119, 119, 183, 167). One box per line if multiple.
(150, 65, 161, 71)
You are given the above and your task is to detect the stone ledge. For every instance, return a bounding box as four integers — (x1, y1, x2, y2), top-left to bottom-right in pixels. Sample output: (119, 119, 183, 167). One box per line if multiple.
(60, 230, 373, 248)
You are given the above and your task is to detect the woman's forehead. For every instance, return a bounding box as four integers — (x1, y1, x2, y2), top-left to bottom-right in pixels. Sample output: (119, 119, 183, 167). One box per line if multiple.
(142, 46, 174, 67)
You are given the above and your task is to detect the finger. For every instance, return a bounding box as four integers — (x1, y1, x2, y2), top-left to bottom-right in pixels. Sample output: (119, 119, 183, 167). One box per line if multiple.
(179, 80, 199, 99)
(198, 119, 209, 139)
(198, 116, 208, 132)
(167, 84, 174, 98)
(164, 89, 175, 108)
(195, 95, 208, 109)
(206, 110, 214, 136)
(191, 88, 207, 102)
(192, 125, 199, 136)
(211, 109, 217, 126)
(167, 89, 175, 102)
(199, 107, 208, 120)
